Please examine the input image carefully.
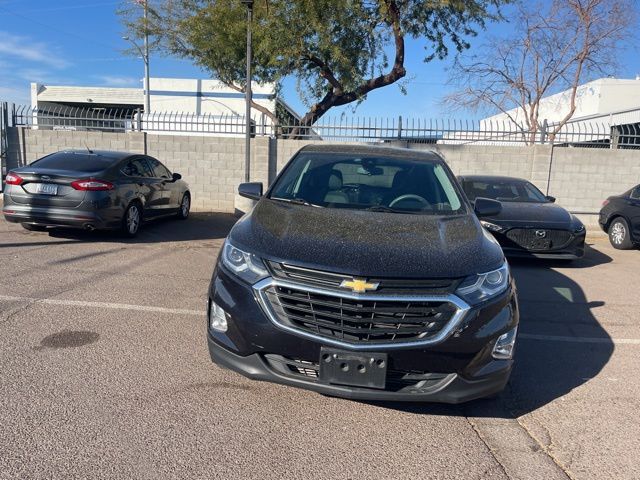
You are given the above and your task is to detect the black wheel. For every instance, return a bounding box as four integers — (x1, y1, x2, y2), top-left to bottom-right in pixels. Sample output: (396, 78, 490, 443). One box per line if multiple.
(177, 193, 190, 220)
(121, 202, 142, 238)
(21, 223, 47, 232)
(608, 217, 634, 250)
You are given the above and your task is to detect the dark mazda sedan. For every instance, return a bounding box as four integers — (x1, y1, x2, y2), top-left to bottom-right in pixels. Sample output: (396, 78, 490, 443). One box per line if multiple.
(207, 145, 519, 403)
(599, 184, 640, 249)
(2, 150, 191, 237)
(459, 175, 585, 259)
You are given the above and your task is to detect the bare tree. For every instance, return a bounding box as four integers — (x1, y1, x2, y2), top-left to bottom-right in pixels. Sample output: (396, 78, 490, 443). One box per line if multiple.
(444, 0, 636, 145)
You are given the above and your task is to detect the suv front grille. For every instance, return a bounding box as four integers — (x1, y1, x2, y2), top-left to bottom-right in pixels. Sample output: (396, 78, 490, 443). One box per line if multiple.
(505, 228, 572, 251)
(267, 262, 461, 294)
(261, 284, 458, 345)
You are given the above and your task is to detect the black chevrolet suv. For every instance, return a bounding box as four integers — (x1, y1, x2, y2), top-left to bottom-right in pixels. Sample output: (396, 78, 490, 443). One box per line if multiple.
(207, 145, 519, 403)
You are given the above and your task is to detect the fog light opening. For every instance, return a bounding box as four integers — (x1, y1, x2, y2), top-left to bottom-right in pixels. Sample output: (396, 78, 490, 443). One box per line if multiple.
(209, 300, 228, 333)
(492, 326, 518, 360)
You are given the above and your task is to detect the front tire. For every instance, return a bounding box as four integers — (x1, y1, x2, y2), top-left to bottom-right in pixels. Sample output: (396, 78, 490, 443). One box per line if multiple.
(177, 193, 190, 220)
(21, 223, 47, 232)
(608, 217, 634, 250)
(121, 202, 142, 238)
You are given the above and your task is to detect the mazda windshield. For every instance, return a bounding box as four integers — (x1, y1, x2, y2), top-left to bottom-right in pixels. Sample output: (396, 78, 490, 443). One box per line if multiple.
(269, 152, 466, 214)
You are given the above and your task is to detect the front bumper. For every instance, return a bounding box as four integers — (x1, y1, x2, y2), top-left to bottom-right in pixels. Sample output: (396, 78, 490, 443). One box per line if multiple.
(206, 265, 519, 403)
(207, 337, 511, 403)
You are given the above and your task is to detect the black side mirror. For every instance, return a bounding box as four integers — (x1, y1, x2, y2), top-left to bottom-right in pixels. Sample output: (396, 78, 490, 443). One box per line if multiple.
(238, 182, 263, 200)
(546, 195, 556, 203)
(172, 172, 182, 181)
(474, 197, 502, 217)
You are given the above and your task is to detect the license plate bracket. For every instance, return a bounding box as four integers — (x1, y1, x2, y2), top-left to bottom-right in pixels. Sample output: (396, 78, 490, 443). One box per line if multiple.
(530, 239, 551, 250)
(319, 347, 387, 389)
(34, 183, 58, 196)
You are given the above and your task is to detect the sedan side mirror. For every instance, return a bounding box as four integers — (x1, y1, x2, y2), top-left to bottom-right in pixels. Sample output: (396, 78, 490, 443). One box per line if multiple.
(172, 172, 182, 181)
(546, 195, 556, 203)
(238, 182, 263, 200)
(474, 197, 502, 217)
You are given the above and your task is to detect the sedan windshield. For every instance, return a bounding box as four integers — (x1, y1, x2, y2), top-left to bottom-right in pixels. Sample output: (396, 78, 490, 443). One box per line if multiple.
(269, 153, 465, 215)
(462, 179, 548, 203)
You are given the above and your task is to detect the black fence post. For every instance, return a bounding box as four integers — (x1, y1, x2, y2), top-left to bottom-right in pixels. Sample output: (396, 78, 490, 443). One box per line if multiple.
(397, 115, 403, 140)
(0, 102, 7, 189)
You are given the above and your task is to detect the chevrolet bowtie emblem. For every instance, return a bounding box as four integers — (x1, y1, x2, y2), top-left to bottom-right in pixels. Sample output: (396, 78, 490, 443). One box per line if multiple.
(339, 278, 379, 293)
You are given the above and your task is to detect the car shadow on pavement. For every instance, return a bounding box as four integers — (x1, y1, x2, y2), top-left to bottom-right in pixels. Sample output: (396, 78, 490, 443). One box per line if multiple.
(370, 244, 614, 419)
(44, 212, 238, 244)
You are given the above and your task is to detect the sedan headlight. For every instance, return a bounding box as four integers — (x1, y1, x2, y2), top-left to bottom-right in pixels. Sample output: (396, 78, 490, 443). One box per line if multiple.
(221, 240, 268, 284)
(480, 220, 505, 233)
(456, 261, 510, 305)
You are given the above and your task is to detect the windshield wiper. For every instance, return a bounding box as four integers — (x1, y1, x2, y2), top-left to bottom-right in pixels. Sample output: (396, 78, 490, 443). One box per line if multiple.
(366, 205, 418, 214)
(271, 197, 321, 207)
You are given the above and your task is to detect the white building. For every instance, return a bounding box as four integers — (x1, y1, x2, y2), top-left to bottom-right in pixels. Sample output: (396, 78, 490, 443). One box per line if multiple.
(483, 77, 640, 125)
(439, 77, 640, 146)
(30, 77, 300, 136)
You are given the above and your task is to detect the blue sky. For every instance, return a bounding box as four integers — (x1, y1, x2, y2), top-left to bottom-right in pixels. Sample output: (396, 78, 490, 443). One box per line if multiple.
(0, 0, 638, 119)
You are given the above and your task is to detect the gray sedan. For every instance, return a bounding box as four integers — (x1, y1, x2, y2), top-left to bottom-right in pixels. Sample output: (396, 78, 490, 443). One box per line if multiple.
(2, 150, 191, 237)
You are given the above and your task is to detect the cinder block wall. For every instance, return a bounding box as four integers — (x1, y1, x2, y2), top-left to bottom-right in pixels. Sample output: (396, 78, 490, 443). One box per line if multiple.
(550, 148, 640, 214)
(145, 134, 270, 212)
(6, 127, 640, 227)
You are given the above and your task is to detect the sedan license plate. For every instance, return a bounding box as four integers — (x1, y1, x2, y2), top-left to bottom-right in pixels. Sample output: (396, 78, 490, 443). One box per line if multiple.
(530, 239, 551, 250)
(319, 347, 387, 389)
(35, 183, 58, 196)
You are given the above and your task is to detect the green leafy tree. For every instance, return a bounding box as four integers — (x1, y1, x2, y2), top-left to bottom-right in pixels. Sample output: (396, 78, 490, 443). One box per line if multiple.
(119, 0, 507, 128)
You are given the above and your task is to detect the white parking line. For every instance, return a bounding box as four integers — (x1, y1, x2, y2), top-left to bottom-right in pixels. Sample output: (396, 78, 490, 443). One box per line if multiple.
(519, 333, 640, 345)
(0, 294, 203, 316)
(1, 294, 639, 344)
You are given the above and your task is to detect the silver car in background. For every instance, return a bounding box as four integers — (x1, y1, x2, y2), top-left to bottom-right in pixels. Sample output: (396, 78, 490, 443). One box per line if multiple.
(2, 150, 191, 237)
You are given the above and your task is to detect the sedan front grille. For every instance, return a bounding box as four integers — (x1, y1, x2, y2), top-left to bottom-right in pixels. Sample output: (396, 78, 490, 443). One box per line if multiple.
(505, 228, 573, 251)
(259, 283, 459, 346)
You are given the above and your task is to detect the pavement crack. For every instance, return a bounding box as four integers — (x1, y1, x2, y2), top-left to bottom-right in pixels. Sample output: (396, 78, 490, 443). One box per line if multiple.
(514, 416, 576, 480)
(501, 383, 575, 480)
(0, 298, 38, 326)
(465, 417, 511, 480)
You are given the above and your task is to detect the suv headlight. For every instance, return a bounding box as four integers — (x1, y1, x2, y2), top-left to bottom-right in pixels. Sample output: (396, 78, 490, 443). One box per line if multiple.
(221, 240, 268, 284)
(456, 261, 510, 305)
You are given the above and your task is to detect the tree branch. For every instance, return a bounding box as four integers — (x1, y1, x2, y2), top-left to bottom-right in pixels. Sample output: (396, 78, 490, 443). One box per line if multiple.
(291, 0, 406, 133)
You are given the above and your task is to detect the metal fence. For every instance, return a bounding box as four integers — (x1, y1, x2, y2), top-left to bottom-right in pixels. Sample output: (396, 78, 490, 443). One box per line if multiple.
(0, 102, 13, 190)
(4, 102, 640, 148)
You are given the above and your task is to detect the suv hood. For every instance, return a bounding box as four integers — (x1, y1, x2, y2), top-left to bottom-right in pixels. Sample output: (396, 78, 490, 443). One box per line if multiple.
(228, 199, 504, 279)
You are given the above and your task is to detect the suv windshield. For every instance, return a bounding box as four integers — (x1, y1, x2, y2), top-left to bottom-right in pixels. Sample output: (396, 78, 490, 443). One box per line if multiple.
(462, 179, 548, 203)
(269, 152, 465, 214)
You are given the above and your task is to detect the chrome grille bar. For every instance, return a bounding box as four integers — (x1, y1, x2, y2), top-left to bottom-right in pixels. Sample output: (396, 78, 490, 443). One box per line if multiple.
(253, 277, 471, 351)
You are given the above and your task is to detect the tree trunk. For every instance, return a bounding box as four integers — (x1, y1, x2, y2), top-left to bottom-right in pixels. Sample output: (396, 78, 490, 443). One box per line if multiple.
(287, 0, 405, 139)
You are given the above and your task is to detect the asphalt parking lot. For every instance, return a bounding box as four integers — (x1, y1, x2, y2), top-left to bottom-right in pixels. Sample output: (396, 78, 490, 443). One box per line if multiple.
(1, 214, 639, 480)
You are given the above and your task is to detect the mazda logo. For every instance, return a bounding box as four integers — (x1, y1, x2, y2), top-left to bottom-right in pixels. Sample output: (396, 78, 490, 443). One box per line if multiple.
(535, 230, 547, 238)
